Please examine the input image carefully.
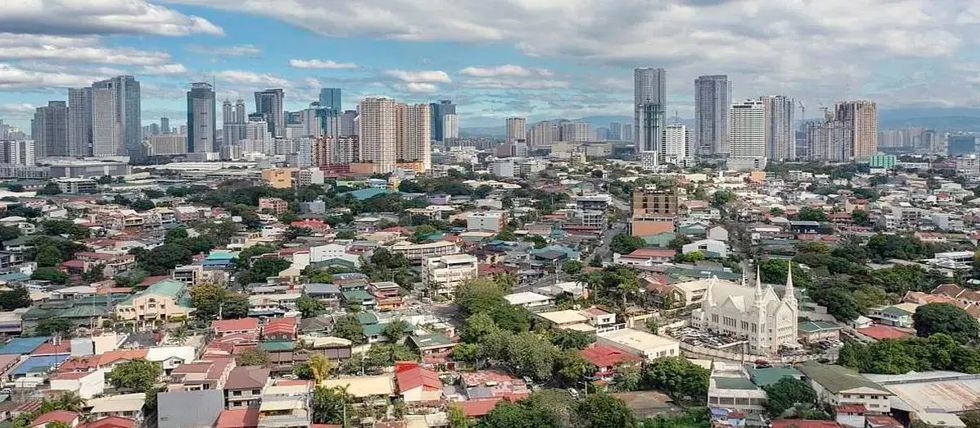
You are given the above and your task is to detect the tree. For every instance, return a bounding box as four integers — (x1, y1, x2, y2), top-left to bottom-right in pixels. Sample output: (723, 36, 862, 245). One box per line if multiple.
(763, 377, 818, 417)
(610, 233, 646, 255)
(382, 319, 411, 342)
(914, 303, 979, 344)
(40, 220, 90, 240)
(612, 361, 642, 392)
(311, 386, 351, 424)
(239, 258, 291, 285)
(643, 357, 710, 403)
(293, 362, 313, 380)
(42, 391, 85, 413)
(133, 244, 192, 275)
(222, 293, 250, 319)
(507, 332, 558, 381)
(852, 209, 872, 226)
(711, 190, 734, 207)
(0, 225, 19, 242)
(31, 267, 69, 284)
(36, 182, 62, 195)
(797, 207, 828, 222)
(556, 350, 592, 386)
(296, 295, 325, 318)
(448, 403, 469, 428)
(562, 260, 583, 276)
(455, 278, 507, 316)
(0, 286, 31, 310)
(332, 315, 365, 344)
(551, 330, 595, 350)
(451, 343, 480, 363)
(308, 354, 333, 383)
(35, 318, 72, 336)
(461, 312, 501, 343)
(234, 244, 278, 270)
(34, 245, 62, 267)
(190, 283, 227, 320)
(107, 359, 162, 391)
(576, 392, 637, 428)
(129, 199, 155, 211)
(236, 349, 271, 367)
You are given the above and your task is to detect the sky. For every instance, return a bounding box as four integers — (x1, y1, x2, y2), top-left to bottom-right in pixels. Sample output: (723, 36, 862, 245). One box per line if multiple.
(1, 0, 980, 130)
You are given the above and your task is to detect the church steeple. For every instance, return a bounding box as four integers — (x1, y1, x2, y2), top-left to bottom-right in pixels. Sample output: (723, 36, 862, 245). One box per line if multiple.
(783, 261, 797, 306)
(754, 264, 766, 307)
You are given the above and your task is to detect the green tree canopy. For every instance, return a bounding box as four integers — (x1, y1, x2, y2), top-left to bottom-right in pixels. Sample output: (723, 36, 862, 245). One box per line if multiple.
(107, 359, 162, 391)
(610, 233, 646, 255)
(763, 377, 818, 417)
(914, 303, 979, 344)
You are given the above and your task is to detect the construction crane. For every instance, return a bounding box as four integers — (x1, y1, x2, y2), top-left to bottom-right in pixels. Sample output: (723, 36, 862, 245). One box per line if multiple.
(797, 100, 805, 123)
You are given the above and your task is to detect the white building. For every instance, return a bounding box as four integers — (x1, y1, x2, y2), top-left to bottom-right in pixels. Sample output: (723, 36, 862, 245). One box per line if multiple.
(596, 328, 679, 360)
(396, 103, 431, 171)
(691, 267, 799, 355)
(466, 211, 506, 232)
(359, 97, 398, 173)
(662, 124, 687, 163)
(422, 253, 479, 297)
(682, 238, 729, 258)
(506, 117, 527, 141)
(442, 113, 459, 140)
(729, 99, 766, 159)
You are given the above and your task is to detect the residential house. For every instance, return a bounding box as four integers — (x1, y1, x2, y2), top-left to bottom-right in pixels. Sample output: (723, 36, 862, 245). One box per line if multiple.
(799, 362, 892, 416)
(224, 366, 270, 409)
(114, 279, 194, 324)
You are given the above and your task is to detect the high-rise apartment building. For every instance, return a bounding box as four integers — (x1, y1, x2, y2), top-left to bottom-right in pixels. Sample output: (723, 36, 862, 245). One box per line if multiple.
(663, 124, 688, 163)
(694, 75, 731, 156)
(187, 82, 216, 153)
(835, 101, 878, 160)
(0, 140, 35, 165)
(761, 95, 795, 161)
(634, 68, 666, 153)
(729, 99, 766, 159)
(430, 100, 456, 142)
(160, 117, 170, 134)
(32, 101, 69, 158)
(358, 97, 398, 173)
(609, 122, 623, 141)
(314, 135, 359, 166)
(442, 113, 459, 142)
(318, 88, 342, 113)
(529, 121, 559, 147)
(560, 122, 592, 142)
(254, 89, 285, 138)
(397, 103, 432, 171)
(340, 110, 358, 136)
(222, 99, 248, 146)
(90, 85, 119, 156)
(68, 87, 92, 156)
(506, 117, 527, 141)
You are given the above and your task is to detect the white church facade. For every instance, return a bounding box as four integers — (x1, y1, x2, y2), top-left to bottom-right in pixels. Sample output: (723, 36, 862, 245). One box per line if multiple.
(691, 265, 799, 356)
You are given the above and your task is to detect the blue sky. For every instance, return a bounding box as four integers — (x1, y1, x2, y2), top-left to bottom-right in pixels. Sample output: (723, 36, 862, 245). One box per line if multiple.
(2, 0, 980, 130)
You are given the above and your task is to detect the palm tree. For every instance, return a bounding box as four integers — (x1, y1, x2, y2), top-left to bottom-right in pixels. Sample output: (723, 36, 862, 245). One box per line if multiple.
(309, 354, 334, 384)
(169, 323, 188, 345)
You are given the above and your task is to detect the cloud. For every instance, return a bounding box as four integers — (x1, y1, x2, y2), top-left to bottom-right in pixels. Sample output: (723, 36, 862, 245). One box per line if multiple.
(459, 65, 551, 78)
(0, 103, 38, 118)
(384, 70, 451, 83)
(171, 0, 980, 111)
(0, 63, 97, 89)
(0, 33, 172, 65)
(289, 59, 358, 69)
(404, 82, 438, 93)
(186, 44, 262, 56)
(141, 63, 188, 75)
(213, 70, 289, 87)
(1, 0, 222, 36)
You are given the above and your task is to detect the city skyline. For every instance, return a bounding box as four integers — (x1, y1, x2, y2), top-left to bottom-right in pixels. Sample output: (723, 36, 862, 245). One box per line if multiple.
(0, 1, 977, 130)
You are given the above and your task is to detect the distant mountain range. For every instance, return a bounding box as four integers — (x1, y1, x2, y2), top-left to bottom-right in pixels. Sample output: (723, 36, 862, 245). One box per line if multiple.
(460, 108, 980, 137)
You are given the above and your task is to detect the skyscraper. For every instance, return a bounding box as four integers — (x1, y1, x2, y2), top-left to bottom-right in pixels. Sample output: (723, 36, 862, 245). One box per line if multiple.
(609, 122, 623, 140)
(318, 88, 342, 113)
(442, 113, 459, 143)
(634, 68, 666, 153)
(835, 101, 878, 160)
(663, 124, 688, 163)
(506, 117, 527, 141)
(560, 122, 592, 142)
(529, 121, 559, 147)
(729, 99, 766, 159)
(694, 75, 731, 156)
(160, 117, 170, 134)
(340, 110, 358, 137)
(91, 76, 140, 156)
(761, 95, 795, 161)
(429, 100, 456, 142)
(254, 89, 285, 138)
(68, 87, 92, 156)
(32, 101, 69, 158)
(187, 82, 216, 153)
(222, 99, 248, 146)
(358, 97, 398, 173)
(396, 103, 432, 171)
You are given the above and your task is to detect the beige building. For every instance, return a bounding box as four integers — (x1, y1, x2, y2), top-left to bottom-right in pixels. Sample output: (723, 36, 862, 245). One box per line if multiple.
(596, 328, 679, 360)
(115, 279, 194, 324)
(390, 240, 459, 262)
(358, 97, 398, 173)
(836, 100, 878, 160)
(396, 103, 431, 172)
(261, 168, 294, 189)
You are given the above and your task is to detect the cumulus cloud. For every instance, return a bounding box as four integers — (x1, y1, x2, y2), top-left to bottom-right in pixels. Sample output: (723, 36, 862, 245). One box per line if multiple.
(170, 0, 980, 110)
(0, 33, 172, 65)
(384, 70, 451, 83)
(213, 70, 290, 87)
(141, 63, 188, 75)
(186, 44, 262, 56)
(404, 82, 438, 93)
(1, 0, 222, 36)
(289, 59, 358, 69)
(0, 63, 98, 89)
(459, 65, 551, 78)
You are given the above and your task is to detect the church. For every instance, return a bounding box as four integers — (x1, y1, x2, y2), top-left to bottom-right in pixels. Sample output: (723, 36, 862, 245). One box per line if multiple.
(691, 264, 799, 356)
